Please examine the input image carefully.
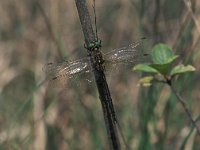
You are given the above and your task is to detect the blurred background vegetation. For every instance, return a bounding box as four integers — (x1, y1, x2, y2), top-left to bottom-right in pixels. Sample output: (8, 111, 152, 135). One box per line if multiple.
(0, 0, 200, 149)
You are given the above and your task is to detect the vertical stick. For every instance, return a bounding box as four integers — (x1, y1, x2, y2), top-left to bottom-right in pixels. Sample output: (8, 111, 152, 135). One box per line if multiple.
(74, 0, 120, 149)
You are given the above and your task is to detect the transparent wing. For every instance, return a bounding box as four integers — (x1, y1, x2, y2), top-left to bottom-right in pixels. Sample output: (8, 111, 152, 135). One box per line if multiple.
(43, 39, 148, 87)
(43, 57, 92, 86)
(104, 42, 145, 65)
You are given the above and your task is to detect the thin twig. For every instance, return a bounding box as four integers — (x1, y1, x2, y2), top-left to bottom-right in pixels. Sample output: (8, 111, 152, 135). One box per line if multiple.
(154, 77, 200, 136)
(168, 83, 200, 136)
(116, 121, 131, 150)
(92, 0, 98, 40)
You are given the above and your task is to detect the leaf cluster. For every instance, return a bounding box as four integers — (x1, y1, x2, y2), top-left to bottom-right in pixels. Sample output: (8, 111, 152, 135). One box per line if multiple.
(133, 43, 195, 86)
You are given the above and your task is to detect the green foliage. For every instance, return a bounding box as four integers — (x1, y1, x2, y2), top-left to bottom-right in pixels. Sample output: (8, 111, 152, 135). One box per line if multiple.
(134, 43, 199, 150)
(133, 64, 159, 74)
(170, 64, 195, 77)
(151, 43, 175, 64)
(133, 43, 195, 85)
(138, 76, 154, 86)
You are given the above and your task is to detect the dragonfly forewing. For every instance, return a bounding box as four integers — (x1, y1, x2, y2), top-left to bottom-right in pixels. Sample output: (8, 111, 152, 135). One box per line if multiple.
(43, 58, 93, 87)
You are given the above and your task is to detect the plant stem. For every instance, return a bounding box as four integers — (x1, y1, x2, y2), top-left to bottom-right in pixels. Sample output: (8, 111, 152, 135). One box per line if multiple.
(74, 0, 120, 149)
(168, 83, 200, 136)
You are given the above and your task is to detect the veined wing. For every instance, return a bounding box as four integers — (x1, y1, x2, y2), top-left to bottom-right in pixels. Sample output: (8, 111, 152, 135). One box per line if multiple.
(43, 57, 92, 81)
(104, 42, 146, 65)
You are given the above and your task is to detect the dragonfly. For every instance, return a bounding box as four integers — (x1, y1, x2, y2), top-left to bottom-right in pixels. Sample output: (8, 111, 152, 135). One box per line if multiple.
(43, 40, 148, 149)
(43, 40, 148, 86)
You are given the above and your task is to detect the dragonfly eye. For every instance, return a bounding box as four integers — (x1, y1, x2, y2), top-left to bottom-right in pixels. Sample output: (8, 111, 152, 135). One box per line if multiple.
(85, 39, 102, 50)
(87, 43, 94, 49)
(95, 39, 102, 48)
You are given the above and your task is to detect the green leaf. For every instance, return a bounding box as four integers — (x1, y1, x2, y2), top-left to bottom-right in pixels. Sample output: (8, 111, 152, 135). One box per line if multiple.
(165, 55, 179, 64)
(170, 64, 196, 76)
(138, 76, 154, 87)
(133, 64, 159, 73)
(149, 55, 178, 75)
(133, 43, 180, 76)
(151, 43, 177, 64)
(149, 64, 170, 75)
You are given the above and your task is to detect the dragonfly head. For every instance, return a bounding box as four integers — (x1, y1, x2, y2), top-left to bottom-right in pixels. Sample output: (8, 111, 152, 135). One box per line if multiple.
(85, 39, 102, 51)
